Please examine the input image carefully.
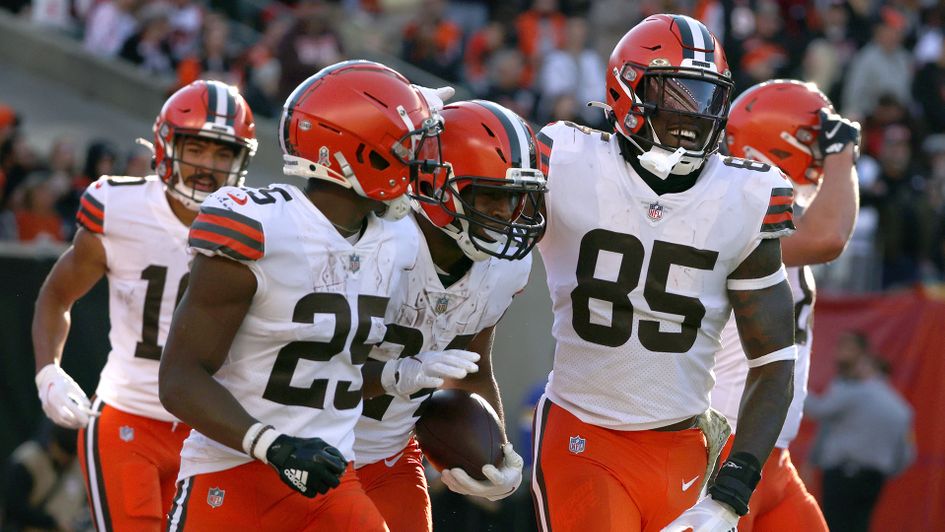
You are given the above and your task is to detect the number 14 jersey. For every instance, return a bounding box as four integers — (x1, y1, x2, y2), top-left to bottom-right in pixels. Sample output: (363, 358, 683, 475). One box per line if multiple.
(77, 175, 190, 423)
(536, 122, 794, 430)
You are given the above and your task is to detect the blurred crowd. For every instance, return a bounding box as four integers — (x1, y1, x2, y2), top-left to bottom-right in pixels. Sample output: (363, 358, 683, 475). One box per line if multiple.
(1, 0, 945, 291)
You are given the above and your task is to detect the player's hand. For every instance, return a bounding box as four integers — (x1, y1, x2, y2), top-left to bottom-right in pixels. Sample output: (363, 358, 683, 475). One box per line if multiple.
(412, 85, 455, 114)
(440, 443, 524, 501)
(661, 496, 739, 532)
(817, 107, 861, 160)
(265, 435, 347, 498)
(35, 364, 96, 429)
(382, 349, 480, 398)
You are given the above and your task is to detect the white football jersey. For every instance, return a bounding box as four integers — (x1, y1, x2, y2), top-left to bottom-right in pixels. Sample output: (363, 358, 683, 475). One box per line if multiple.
(353, 214, 531, 466)
(77, 175, 190, 422)
(177, 184, 418, 479)
(536, 121, 794, 430)
(711, 265, 815, 448)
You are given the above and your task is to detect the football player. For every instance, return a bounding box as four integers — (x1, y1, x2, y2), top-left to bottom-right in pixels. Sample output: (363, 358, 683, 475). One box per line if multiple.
(32, 80, 257, 531)
(530, 15, 798, 532)
(354, 100, 547, 532)
(710, 79, 861, 532)
(158, 61, 440, 531)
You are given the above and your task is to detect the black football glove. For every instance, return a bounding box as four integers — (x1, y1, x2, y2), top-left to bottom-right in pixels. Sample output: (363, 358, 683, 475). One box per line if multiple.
(817, 108, 861, 160)
(265, 435, 347, 498)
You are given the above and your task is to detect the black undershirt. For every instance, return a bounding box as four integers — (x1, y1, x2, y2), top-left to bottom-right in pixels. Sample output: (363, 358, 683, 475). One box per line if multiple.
(617, 134, 702, 196)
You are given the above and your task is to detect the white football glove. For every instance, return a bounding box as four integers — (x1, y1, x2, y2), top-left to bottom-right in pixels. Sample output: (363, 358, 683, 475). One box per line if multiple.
(411, 85, 455, 114)
(381, 349, 480, 398)
(440, 443, 524, 501)
(35, 364, 96, 429)
(661, 497, 739, 532)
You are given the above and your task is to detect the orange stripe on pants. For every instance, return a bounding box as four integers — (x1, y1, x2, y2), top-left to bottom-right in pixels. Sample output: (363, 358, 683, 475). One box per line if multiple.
(530, 396, 707, 532)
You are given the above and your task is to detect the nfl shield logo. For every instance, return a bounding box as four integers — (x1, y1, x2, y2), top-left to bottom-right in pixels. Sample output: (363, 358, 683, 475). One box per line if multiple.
(568, 435, 586, 454)
(119, 426, 134, 442)
(434, 296, 449, 314)
(349, 253, 360, 272)
(647, 202, 664, 222)
(207, 487, 225, 508)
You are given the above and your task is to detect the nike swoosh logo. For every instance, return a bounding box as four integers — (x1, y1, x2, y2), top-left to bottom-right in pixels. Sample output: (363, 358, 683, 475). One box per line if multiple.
(824, 121, 841, 139)
(227, 193, 248, 205)
(682, 476, 699, 491)
(384, 451, 405, 468)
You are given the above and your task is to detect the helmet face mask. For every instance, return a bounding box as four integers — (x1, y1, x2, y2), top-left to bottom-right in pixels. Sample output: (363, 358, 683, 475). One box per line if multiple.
(410, 100, 547, 261)
(430, 169, 546, 261)
(153, 80, 257, 211)
(606, 14, 733, 176)
(165, 133, 251, 207)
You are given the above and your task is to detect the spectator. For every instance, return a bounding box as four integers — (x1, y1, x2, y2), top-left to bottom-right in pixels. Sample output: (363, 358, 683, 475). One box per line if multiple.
(464, 19, 508, 95)
(515, 0, 566, 87)
(483, 48, 536, 121)
(842, 7, 914, 121)
(166, 0, 204, 61)
(14, 172, 66, 243)
(275, 0, 345, 101)
(83, 0, 138, 58)
(2, 420, 90, 531)
(243, 14, 293, 118)
(805, 331, 915, 532)
(862, 126, 935, 288)
(119, 2, 175, 76)
(537, 17, 605, 125)
(735, 1, 790, 91)
(401, 0, 463, 82)
(176, 12, 241, 87)
(913, 39, 945, 133)
(801, 1, 860, 102)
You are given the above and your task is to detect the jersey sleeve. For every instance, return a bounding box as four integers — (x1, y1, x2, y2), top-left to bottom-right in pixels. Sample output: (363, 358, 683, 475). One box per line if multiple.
(760, 185, 796, 238)
(76, 178, 108, 234)
(188, 188, 265, 261)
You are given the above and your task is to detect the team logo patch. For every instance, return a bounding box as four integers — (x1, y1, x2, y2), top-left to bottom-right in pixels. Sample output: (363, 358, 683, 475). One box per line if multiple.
(568, 435, 586, 454)
(318, 146, 331, 167)
(207, 487, 225, 508)
(647, 202, 664, 222)
(119, 426, 135, 442)
(434, 295, 449, 314)
(349, 253, 361, 272)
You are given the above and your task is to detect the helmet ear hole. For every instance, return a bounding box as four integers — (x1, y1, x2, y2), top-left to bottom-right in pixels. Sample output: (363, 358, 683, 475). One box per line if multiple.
(369, 151, 390, 170)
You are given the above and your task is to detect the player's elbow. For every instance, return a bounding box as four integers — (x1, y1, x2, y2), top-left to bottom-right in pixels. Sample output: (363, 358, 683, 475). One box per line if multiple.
(815, 232, 848, 263)
(158, 353, 188, 416)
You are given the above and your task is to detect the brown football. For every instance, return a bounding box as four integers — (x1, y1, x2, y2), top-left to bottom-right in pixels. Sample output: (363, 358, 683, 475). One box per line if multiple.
(414, 389, 504, 481)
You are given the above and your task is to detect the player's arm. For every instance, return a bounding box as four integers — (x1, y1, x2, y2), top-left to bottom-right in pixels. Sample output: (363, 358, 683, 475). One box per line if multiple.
(443, 325, 507, 441)
(159, 254, 258, 450)
(715, 238, 796, 516)
(32, 227, 107, 428)
(781, 109, 861, 266)
(439, 324, 525, 501)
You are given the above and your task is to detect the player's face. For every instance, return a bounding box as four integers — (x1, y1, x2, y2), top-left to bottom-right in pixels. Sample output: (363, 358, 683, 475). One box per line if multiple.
(459, 183, 523, 240)
(643, 76, 725, 151)
(177, 136, 239, 192)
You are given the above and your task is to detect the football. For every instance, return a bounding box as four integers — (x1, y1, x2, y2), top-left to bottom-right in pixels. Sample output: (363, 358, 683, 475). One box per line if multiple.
(414, 389, 504, 481)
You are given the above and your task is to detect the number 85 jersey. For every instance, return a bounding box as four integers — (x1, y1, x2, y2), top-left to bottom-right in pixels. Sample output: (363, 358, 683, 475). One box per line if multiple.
(536, 122, 794, 430)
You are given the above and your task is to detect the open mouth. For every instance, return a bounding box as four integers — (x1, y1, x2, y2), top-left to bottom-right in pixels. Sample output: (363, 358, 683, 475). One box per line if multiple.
(668, 127, 701, 149)
(188, 175, 218, 192)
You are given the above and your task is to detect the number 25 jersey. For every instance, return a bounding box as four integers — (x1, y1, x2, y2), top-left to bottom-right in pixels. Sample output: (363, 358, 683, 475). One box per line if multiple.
(536, 122, 794, 430)
(177, 184, 418, 480)
(77, 175, 190, 422)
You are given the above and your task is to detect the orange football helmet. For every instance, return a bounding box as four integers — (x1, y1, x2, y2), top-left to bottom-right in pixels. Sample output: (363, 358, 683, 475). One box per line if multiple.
(606, 14, 733, 175)
(726, 79, 834, 186)
(280, 60, 442, 220)
(153, 80, 258, 210)
(412, 100, 546, 261)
